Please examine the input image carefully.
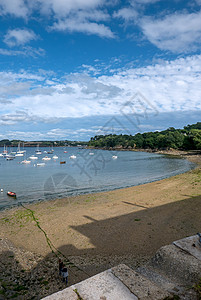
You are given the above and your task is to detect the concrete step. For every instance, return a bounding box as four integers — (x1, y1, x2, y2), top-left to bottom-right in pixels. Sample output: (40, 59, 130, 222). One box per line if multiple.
(148, 244, 201, 286)
(111, 264, 170, 300)
(137, 265, 184, 295)
(43, 267, 138, 300)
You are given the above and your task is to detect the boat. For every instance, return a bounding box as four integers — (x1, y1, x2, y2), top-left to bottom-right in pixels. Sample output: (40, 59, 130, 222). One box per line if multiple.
(15, 153, 24, 157)
(37, 163, 45, 166)
(3, 145, 8, 154)
(70, 155, 76, 159)
(89, 152, 94, 155)
(21, 160, 31, 164)
(35, 144, 42, 155)
(42, 156, 51, 161)
(47, 145, 54, 154)
(16, 142, 26, 154)
(10, 151, 16, 155)
(1, 145, 8, 156)
(6, 155, 15, 160)
(60, 161, 66, 164)
(29, 155, 38, 160)
(112, 155, 118, 159)
(52, 155, 58, 159)
(7, 191, 16, 198)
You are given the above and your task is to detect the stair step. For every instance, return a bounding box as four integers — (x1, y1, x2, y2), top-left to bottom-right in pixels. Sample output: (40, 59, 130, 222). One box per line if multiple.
(148, 244, 201, 286)
(137, 265, 184, 295)
(111, 264, 171, 300)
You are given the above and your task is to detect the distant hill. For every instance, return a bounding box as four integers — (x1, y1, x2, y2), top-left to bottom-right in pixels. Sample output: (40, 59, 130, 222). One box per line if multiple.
(88, 122, 201, 151)
(0, 139, 87, 148)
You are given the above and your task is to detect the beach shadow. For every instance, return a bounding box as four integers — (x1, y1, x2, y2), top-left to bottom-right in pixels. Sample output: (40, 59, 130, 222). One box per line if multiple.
(55, 194, 200, 258)
(122, 201, 149, 209)
(1, 194, 201, 299)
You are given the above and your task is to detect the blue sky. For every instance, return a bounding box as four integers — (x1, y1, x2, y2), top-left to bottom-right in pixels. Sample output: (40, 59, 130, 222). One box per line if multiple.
(0, 0, 201, 141)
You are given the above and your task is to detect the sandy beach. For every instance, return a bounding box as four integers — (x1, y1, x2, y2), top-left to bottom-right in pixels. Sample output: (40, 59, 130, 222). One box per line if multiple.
(0, 153, 201, 299)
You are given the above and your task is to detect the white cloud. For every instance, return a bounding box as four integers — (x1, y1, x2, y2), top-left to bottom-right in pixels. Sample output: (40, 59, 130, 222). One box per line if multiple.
(140, 10, 201, 53)
(0, 0, 114, 38)
(113, 0, 160, 21)
(113, 7, 138, 21)
(38, 0, 105, 18)
(0, 0, 28, 18)
(4, 28, 38, 47)
(0, 46, 45, 57)
(50, 18, 114, 38)
(0, 55, 201, 127)
(0, 111, 62, 126)
(3, 127, 97, 140)
(130, 0, 160, 4)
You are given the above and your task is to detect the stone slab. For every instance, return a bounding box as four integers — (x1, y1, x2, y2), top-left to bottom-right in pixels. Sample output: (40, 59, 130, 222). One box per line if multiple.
(42, 268, 138, 300)
(72, 268, 138, 300)
(150, 244, 201, 285)
(111, 264, 170, 300)
(173, 234, 201, 261)
(42, 287, 77, 300)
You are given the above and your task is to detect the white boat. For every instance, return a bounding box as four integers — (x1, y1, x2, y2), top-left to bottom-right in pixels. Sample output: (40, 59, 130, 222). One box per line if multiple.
(15, 153, 24, 157)
(1, 145, 8, 156)
(21, 160, 31, 164)
(89, 152, 94, 155)
(10, 151, 16, 155)
(35, 144, 42, 154)
(42, 156, 51, 161)
(112, 155, 118, 159)
(37, 162, 45, 166)
(29, 155, 38, 160)
(6, 155, 15, 160)
(52, 155, 58, 159)
(17, 142, 26, 154)
(70, 155, 76, 159)
(3, 144, 8, 154)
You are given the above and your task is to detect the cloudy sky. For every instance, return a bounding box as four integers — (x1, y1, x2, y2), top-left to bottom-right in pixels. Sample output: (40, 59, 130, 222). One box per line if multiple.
(0, 0, 201, 141)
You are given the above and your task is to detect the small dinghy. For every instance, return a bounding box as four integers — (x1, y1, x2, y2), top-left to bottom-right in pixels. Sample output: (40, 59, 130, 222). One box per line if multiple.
(7, 191, 17, 198)
(42, 156, 51, 161)
(37, 163, 45, 167)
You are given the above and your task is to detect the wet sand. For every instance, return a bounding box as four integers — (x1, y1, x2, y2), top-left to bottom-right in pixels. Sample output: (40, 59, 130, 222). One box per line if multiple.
(0, 153, 201, 298)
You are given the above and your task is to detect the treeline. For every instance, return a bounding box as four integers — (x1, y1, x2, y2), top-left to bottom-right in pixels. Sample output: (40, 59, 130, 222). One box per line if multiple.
(88, 122, 201, 150)
(0, 139, 87, 147)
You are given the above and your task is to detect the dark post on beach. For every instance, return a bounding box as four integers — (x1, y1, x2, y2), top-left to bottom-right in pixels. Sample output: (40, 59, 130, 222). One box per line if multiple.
(59, 259, 64, 276)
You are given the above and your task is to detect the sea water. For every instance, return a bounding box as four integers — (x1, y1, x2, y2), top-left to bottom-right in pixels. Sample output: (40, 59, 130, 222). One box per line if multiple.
(0, 147, 195, 210)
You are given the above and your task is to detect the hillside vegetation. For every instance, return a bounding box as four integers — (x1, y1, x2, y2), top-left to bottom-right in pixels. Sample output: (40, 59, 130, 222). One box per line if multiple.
(88, 122, 201, 150)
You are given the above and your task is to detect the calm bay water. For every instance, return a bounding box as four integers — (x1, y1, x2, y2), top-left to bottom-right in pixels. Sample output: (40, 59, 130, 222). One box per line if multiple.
(0, 147, 195, 210)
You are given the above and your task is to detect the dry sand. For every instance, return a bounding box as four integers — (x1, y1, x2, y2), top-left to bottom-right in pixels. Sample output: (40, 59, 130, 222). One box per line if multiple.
(0, 153, 201, 298)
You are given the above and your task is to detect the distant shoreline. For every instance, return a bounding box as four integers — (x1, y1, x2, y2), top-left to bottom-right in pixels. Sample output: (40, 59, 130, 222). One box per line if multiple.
(88, 146, 201, 155)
